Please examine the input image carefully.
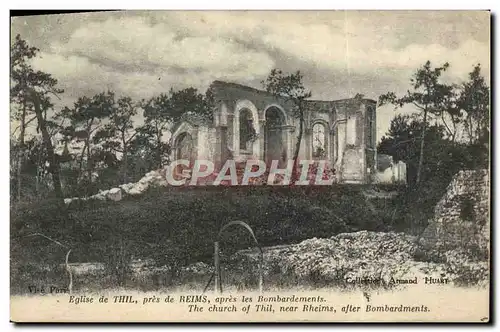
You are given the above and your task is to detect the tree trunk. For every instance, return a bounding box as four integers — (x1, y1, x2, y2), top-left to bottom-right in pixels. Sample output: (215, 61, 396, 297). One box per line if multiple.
(415, 109, 428, 185)
(30, 90, 64, 200)
(468, 116, 474, 145)
(35, 148, 42, 197)
(83, 119, 94, 186)
(441, 112, 454, 142)
(16, 101, 27, 201)
(86, 139, 92, 184)
(122, 131, 128, 183)
(451, 114, 457, 143)
(123, 151, 128, 183)
(156, 128, 162, 168)
(78, 143, 87, 182)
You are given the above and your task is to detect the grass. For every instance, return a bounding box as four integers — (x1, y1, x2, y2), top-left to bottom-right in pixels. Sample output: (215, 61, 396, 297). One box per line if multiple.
(15, 179, 467, 295)
(12, 184, 403, 294)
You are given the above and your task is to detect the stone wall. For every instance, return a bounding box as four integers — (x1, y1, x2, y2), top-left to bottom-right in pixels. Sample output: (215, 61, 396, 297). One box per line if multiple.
(167, 81, 380, 184)
(419, 169, 490, 259)
(372, 155, 407, 185)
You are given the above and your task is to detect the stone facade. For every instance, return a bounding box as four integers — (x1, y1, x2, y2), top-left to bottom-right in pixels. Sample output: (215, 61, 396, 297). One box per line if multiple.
(170, 80, 379, 184)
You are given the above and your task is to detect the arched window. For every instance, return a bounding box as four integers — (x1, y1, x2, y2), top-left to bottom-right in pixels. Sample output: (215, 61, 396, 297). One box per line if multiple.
(265, 106, 287, 165)
(312, 123, 326, 158)
(239, 108, 256, 151)
(176, 132, 194, 162)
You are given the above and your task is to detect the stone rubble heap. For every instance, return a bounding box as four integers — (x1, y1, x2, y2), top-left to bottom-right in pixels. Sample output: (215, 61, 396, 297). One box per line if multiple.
(63, 169, 167, 205)
(229, 169, 490, 287)
(234, 231, 421, 284)
(233, 229, 489, 288)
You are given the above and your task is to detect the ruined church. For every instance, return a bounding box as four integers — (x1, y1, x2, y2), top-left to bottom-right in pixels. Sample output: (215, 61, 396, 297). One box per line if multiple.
(170, 80, 389, 184)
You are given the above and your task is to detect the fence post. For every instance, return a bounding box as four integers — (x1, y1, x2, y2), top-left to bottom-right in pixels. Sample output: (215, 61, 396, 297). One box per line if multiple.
(65, 249, 73, 294)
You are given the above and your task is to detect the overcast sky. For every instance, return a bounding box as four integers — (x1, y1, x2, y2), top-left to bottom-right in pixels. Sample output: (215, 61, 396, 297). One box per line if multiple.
(11, 10, 490, 140)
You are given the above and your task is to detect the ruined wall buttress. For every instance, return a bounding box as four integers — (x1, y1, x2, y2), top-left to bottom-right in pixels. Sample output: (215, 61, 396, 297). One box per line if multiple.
(336, 103, 366, 183)
(419, 169, 490, 262)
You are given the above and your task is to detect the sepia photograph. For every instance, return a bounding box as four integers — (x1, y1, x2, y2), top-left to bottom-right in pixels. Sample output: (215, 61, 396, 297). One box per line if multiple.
(9, 10, 491, 322)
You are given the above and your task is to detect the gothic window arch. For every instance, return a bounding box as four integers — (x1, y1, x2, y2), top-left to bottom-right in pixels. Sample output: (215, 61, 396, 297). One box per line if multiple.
(312, 122, 327, 158)
(175, 132, 194, 162)
(239, 108, 256, 152)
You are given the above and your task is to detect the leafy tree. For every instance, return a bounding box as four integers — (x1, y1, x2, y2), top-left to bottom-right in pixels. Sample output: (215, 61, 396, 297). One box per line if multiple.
(379, 111, 488, 232)
(136, 87, 213, 170)
(137, 94, 172, 169)
(58, 92, 114, 188)
(168, 87, 213, 123)
(11, 34, 65, 201)
(378, 114, 447, 185)
(457, 64, 490, 145)
(11, 35, 40, 201)
(379, 61, 453, 185)
(97, 96, 139, 183)
(262, 69, 312, 176)
(11, 138, 48, 200)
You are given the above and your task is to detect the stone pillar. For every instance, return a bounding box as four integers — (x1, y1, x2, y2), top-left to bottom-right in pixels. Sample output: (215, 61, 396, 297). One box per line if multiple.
(259, 119, 266, 161)
(220, 126, 228, 168)
(232, 108, 239, 155)
(284, 126, 295, 161)
(214, 125, 228, 172)
(191, 130, 199, 165)
(214, 127, 221, 170)
(329, 128, 335, 163)
(335, 120, 346, 171)
(304, 127, 312, 160)
(227, 113, 234, 157)
(360, 108, 368, 183)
